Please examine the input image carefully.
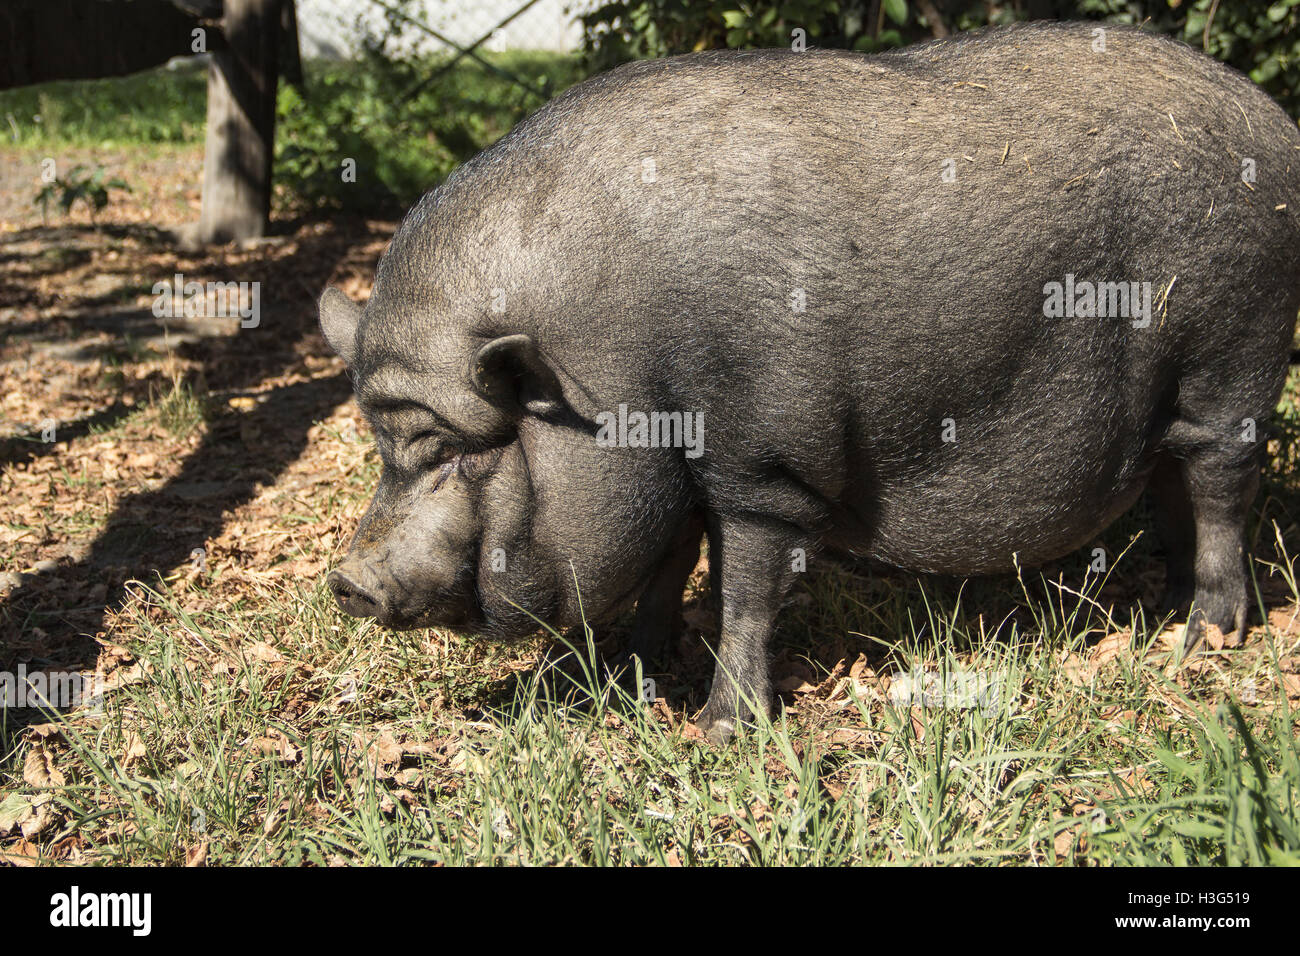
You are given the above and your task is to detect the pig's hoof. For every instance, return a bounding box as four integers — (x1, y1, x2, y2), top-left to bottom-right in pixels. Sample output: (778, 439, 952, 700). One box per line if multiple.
(1181, 600, 1246, 656)
(697, 712, 735, 746)
(696, 694, 748, 744)
(1180, 612, 1207, 657)
(696, 685, 772, 744)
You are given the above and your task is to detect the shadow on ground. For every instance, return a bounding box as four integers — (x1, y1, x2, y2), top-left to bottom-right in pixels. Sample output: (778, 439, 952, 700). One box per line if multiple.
(0, 216, 386, 708)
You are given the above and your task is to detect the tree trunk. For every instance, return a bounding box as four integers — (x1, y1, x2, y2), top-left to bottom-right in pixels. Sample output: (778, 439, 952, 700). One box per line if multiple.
(915, 0, 950, 39)
(280, 0, 303, 91)
(191, 0, 282, 245)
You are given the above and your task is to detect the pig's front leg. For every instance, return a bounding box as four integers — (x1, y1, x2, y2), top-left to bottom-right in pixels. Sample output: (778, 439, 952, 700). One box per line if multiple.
(696, 515, 811, 744)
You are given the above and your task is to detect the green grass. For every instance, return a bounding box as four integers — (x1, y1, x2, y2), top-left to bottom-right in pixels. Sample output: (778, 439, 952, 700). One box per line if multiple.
(0, 51, 585, 211)
(150, 375, 209, 439)
(0, 62, 209, 147)
(3, 525, 1297, 865)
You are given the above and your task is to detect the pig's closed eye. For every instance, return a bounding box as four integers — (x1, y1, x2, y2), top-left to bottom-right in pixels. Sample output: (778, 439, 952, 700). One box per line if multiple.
(406, 431, 457, 464)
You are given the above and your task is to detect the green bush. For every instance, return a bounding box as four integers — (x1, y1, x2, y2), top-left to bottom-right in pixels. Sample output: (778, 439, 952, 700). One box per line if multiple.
(581, 0, 1300, 118)
(273, 49, 582, 213)
(579, 0, 911, 68)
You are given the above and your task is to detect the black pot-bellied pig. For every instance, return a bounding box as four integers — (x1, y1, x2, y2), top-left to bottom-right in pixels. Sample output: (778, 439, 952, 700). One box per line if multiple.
(320, 21, 1300, 742)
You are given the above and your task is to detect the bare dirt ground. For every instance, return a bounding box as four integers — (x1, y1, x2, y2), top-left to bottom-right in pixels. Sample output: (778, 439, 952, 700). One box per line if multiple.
(1, 145, 392, 698)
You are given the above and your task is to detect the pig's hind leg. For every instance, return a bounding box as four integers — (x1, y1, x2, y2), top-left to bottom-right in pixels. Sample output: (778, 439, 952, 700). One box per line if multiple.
(1183, 447, 1259, 652)
(1159, 423, 1263, 654)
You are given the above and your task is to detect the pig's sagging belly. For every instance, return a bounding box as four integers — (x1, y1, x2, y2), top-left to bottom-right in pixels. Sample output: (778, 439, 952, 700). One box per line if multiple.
(828, 412, 1159, 576)
(858, 473, 1151, 575)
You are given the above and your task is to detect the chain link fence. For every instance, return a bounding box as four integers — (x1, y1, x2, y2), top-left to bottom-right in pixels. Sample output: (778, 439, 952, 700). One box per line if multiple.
(296, 0, 589, 59)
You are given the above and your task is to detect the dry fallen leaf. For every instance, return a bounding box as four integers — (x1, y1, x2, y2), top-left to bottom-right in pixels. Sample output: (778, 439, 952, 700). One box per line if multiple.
(814, 658, 850, 699)
(1123, 765, 1155, 795)
(1099, 706, 1137, 727)
(1053, 825, 1077, 858)
(1061, 652, 1090, 686)
(1091, 631, 1133, 667)
(650, 698, 675, 727)
(1153, 625, 1184, 651)
(354, 729, 403, 776)
(1267, 605, 1300, 638)
(909, 707, 926, 741)
(23, 723, 66, 743)
(0, 839, 42, 867)
(22, 743, 65, 788)
(253, 732, 300, 764)
(774, 674, 818, 694)
(0, 794, 35, 836)
(1281, 672, 1300, 701)
(830, 727, 871, 747)
(123, 734, 148, 767)
(1204, 623, 1226, 651)
(245, 641, 284, 664)
(19, 799, 56, 840)
(849, 654, 872, 682)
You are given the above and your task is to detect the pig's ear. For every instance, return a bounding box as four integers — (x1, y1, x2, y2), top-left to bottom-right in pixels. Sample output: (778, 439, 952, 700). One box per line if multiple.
(471, 334, 565, 418)
(319, 287, 362, 366)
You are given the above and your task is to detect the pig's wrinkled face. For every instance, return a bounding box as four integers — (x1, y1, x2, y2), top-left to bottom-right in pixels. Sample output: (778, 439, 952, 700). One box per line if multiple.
(317, 286, 570, 637)
(317, 269, 695, 641)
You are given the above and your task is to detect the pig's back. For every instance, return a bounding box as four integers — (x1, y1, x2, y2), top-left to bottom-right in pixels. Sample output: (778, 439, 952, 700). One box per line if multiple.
(485, 20, 1299, 382)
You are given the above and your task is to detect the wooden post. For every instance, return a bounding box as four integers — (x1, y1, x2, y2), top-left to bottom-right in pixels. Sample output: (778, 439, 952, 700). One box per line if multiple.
(281, 0, 303, 91)
(191, 0, 282, 245)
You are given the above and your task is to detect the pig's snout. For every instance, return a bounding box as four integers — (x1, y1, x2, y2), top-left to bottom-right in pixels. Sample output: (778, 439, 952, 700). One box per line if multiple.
(328, 560, 386, 619)
(328, 459, 489, 629)
(327, 546, 479, 630)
